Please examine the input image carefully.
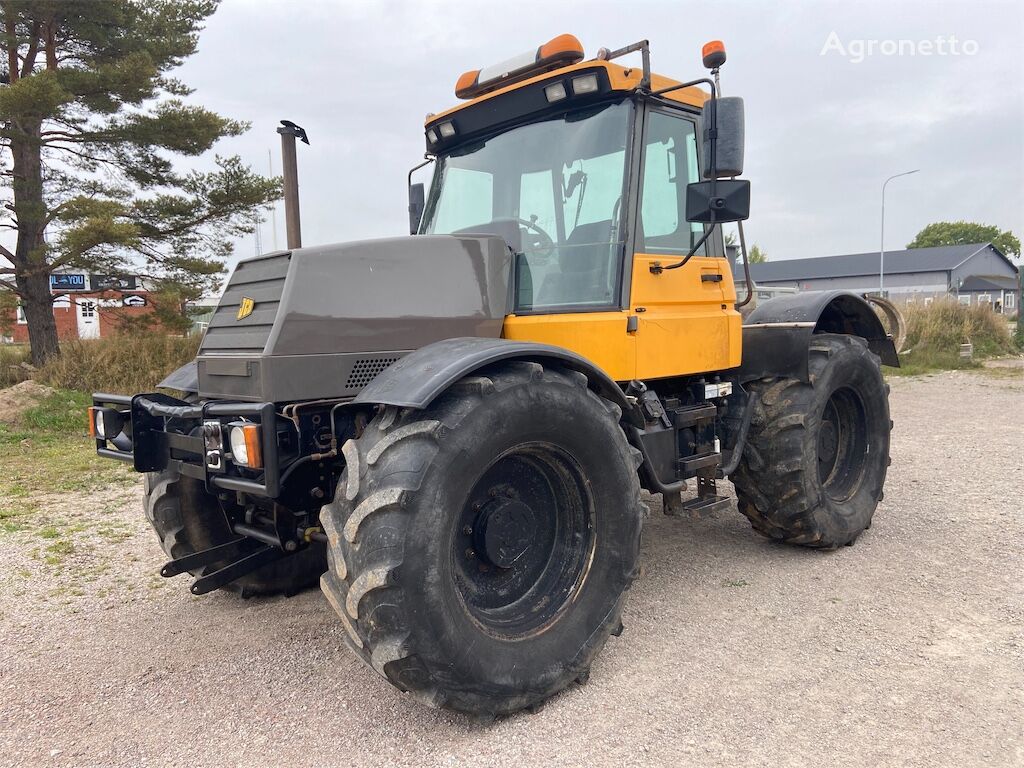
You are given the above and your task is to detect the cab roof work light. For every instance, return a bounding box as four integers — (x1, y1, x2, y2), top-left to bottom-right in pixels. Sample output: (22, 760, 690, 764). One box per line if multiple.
(455, 34, 585, 99)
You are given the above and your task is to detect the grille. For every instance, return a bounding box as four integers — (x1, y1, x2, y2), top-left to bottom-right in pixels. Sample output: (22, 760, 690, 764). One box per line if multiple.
(346, 357, 398, 389)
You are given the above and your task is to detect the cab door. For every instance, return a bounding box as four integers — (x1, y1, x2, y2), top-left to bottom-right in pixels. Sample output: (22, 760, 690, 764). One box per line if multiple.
(628, 108, 741, 379)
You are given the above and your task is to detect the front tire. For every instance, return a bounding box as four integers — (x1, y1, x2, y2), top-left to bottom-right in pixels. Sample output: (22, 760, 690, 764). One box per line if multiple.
(320, 362, 644, 716)
(731, 334, 891, 549)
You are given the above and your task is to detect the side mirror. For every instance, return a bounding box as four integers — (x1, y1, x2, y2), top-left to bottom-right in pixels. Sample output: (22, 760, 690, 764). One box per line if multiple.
(685, 179, 750, 223)
(408, 182, 425, 235)
(702, 96, 744, 179)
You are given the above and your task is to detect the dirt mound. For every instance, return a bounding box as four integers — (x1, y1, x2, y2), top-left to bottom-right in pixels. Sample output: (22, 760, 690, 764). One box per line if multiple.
(0, 380, 56, 424)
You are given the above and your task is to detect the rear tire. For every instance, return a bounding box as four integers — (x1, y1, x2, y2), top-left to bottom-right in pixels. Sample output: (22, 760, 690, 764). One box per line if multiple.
(143, 470, 327, 597)
(320, 361, 644, 716)
(731, 334, 891, 549)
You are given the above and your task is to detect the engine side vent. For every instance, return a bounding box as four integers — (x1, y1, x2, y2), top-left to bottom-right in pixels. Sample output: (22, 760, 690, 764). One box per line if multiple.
(346, 357, 399, 389)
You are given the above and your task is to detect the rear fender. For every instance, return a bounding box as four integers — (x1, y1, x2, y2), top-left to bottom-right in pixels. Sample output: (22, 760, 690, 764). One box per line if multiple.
(739, 291, 899, 382)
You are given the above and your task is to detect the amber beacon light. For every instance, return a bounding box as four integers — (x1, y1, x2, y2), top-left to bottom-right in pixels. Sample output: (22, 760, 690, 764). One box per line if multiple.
(455, 34, 585, 99)
(702, 40, 727, 69)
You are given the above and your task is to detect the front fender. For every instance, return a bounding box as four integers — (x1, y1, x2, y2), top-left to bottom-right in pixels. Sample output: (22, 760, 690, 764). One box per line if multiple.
(739, 291, 899, 382)
(157, 360, 199, 394)
(354, 337, 639, 426)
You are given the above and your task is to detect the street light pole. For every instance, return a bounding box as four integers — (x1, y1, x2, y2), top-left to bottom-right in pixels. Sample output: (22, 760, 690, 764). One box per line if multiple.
(880, 169, 919, 295)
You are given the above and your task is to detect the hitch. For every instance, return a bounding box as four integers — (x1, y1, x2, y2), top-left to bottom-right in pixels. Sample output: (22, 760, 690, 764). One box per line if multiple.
(160, 538, 288, 595)
(190, 546, 286, 595)
(160, 538, 251, 578)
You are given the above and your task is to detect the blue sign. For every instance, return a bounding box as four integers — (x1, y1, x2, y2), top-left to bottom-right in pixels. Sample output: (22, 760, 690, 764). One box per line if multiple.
(50, 274, 87, 291)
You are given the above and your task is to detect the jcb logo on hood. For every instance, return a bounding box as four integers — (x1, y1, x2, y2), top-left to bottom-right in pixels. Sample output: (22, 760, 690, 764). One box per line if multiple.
(237, 297, 255, 320)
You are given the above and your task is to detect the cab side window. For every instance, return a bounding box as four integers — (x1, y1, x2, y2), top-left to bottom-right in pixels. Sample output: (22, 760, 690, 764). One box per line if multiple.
(639, 111, 704, 255)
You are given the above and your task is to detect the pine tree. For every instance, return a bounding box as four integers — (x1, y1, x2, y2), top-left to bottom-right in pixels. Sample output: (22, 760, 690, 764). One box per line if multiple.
(0, 0, 280, 364)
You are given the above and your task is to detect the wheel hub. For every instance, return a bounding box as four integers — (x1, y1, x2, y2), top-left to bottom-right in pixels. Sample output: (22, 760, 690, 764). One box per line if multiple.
(475, 497, 536, 568)
(452, 444, 594, 637)
(817, 387, 870, 501)
(818, 419, 839, 467)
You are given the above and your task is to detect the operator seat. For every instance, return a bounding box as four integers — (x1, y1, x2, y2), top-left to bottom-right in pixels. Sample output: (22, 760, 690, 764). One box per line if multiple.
(536, 219, 614, 307)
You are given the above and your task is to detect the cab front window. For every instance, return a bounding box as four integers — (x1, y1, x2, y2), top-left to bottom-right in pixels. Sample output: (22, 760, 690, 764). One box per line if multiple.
(421, 101, 633, 311)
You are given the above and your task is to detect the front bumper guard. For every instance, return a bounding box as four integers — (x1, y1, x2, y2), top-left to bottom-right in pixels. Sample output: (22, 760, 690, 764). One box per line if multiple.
(92, 392, 282, 498)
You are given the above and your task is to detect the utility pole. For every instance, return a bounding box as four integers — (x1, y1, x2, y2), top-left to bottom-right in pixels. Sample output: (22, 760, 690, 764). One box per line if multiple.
(880, 169, 919, 295)
(277, 120, 309, 250)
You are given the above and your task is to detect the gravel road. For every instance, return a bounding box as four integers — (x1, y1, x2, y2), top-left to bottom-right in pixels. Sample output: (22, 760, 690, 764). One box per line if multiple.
(2, 369, 1021, 767)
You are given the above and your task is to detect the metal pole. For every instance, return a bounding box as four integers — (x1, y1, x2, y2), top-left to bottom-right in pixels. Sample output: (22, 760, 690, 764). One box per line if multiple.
(280, 131, 301, 249)
(880, 169, 919, 295)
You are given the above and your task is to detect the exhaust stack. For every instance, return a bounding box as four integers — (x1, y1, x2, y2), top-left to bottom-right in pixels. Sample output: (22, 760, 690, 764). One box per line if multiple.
(277, 120, 309, 249)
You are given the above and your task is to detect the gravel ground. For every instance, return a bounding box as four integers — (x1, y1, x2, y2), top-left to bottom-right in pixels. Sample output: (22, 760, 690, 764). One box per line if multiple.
(1, 369, 1022, 767)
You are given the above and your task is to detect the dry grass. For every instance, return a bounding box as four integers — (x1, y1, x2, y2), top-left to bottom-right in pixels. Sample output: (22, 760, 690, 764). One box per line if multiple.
(0, 345, 32, 389)
(896, 300, 1018, 374)
(35, 333, 200, 395)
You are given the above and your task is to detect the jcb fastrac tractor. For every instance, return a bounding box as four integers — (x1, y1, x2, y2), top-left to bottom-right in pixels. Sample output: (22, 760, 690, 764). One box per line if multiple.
(91, 36, 897, 717)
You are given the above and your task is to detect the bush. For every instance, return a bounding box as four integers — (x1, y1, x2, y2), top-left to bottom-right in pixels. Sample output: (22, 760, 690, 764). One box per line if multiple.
(35, 333, 200, 394)
(899, 300, 1017, 372)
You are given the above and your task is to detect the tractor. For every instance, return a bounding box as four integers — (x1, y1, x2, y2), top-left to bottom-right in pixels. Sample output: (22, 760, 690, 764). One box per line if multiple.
(90, 35, 897, 718)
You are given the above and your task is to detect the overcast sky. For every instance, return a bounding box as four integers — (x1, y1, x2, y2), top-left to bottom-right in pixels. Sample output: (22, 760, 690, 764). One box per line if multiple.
(7, 0, 1024, 275)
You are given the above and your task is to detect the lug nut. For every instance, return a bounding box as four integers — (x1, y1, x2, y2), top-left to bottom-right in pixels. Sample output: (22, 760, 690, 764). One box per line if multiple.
(463, 525, 473, 535)
(465, 548, 476, 559)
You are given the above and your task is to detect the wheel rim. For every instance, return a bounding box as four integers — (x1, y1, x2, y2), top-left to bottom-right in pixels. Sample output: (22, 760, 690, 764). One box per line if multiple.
(452, 442, 595, 639)
(817, 387, 869, 501)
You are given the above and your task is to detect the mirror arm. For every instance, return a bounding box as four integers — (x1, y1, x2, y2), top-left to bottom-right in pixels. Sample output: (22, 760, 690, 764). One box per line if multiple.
(651, 77, 716, 100)
(407, 155, 434, 235)
(408, 155, 434, 189)
(735, 219, 754, 308)
(657, 222, 717, 272)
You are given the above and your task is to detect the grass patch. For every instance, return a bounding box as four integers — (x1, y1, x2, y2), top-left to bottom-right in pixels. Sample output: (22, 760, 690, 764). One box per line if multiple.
(43, 539, 75, 565)
(96, 522, 133, 542)
(977, 365, 1024, 380)
(892, 300, 1018, 374)
(0, 389, 134, 535)
(19, 390, 93, 433)
(722, 578, 750, 588)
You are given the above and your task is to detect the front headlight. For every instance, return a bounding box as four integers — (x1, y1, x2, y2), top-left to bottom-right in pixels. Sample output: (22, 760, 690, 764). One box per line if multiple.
(229, 423, 262, 469)
(89, 406, 124, 440)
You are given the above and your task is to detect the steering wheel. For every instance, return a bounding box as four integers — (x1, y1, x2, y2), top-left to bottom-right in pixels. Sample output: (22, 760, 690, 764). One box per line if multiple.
(516, 217, 556, 263)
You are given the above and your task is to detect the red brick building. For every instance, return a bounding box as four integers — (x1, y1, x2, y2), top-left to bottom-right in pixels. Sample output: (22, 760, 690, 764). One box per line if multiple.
(3, 272, 157, 343)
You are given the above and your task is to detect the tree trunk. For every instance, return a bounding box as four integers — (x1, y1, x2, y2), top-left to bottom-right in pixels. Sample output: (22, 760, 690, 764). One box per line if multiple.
(10, 117, 60, 366)
(15, 269, 59, 364)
